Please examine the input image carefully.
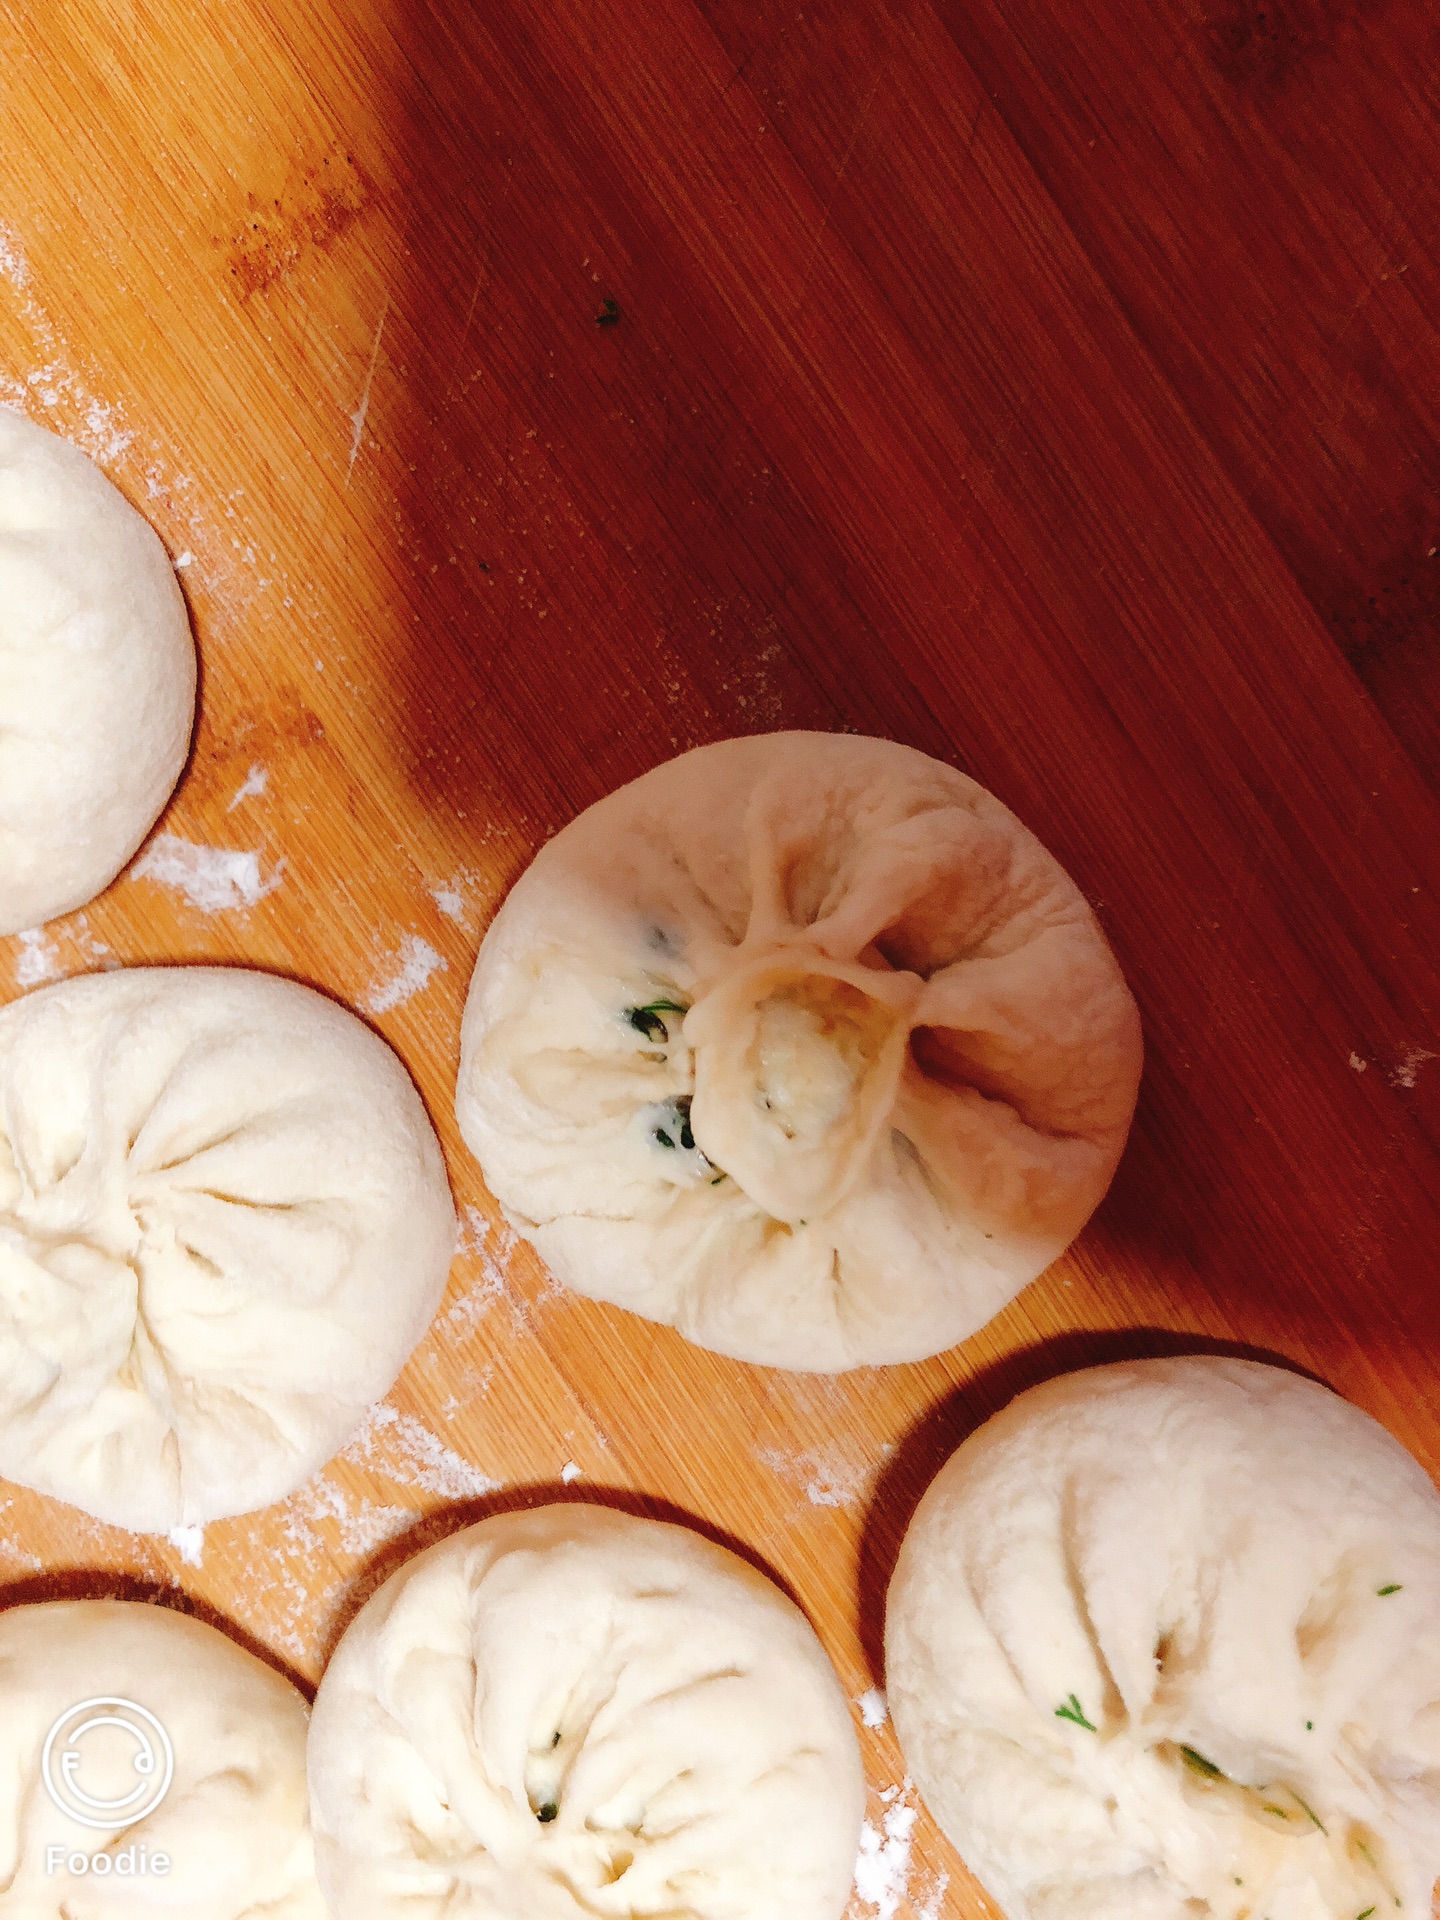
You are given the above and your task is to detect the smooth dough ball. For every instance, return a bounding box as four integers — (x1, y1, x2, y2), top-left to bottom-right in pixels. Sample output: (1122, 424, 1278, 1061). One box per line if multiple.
(0, 410, 196, 935)
(885, 1357, 1440, 1920)
(308, 1503, 866, 1920)
(0, 1598, 325, 1918)
(0, 965, 455, 1530)
(457, 731, 1141, 1370)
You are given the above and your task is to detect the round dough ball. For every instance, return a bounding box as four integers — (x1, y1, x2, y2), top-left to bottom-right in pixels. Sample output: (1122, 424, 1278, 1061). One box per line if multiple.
(0, 965, 455, 1530)
(885, 1357, 1440, 1920)
(0, 1598, 325, 1918)
(0, 410, 195, 935)
(308, 1503, 866, 1920)
(457, 731, 1141, 1370)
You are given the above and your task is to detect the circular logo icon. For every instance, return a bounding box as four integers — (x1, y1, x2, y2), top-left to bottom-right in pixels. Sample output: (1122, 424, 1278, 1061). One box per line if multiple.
(41, 1699, 174, 1831)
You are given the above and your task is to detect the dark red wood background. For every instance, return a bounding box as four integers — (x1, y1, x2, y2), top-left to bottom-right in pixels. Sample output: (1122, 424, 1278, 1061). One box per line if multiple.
(1, 0, 1436, 1911)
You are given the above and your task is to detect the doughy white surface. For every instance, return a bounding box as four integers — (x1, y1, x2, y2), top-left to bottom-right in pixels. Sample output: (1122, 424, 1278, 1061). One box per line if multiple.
(0, 410, 195, 935)
(0, 1598, 325, 1918)
(308, 1503, 866, 1920)
(457, 731, 1141, 1370)
(885, 1357, 1440, 1920)
(0, 966, 455, 1530)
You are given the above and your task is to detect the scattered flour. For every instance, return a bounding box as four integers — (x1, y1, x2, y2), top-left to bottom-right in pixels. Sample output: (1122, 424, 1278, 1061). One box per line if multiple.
(223, 1404, 501, 1666)
(332, 1501, 421, 1557)
(442, 1205, 559, 1337)
(82, 395, 134, 465)
(853, 1786, 920, 1920)
(173, 550, 195, 569)
(0, 1537, 44, 1574)
(915, 1870, 952, 1920)
(432, 882, 466, 922)
(70, 914, 112, 964)
(857, 1688, 889, 1729)
(166, 1523, 205, 1567)
(756, 1444, 873, 1510)
(226, 763, 269, 811)
(2, 229, 284, 632)
(131, 833, 284, 912)
(346, 297, 389, 486)
(338, 1401, 499, 1501)
(0, 223, 31, 288)
(1348, 1052, 1368, 1073)
(1390, 1046, 1436, 1091)
(14, 928, 60, 987)
(364, 933, 446, 1015)
(560, 1462, 582, 1485)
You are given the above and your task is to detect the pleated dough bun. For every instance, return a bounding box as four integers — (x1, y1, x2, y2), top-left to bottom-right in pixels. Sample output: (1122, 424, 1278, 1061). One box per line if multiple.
(0, 410, 195, 935)
(0, 1598, 326, 1919)
(0, 966, 455, 1531)
(307, 1503, 866, 1920)
(885, 1357, 1440, 1920)
(457, 731, 1141, 1370)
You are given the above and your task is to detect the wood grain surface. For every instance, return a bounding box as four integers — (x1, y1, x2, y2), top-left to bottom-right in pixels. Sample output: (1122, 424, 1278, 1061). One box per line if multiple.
(1, 0, 1437, 1912)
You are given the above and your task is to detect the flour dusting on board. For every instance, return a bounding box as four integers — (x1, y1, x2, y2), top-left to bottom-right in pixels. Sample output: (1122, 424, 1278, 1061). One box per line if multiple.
(14, 928, 61, 988)
(756, 1443, 874, 1510)
(227, 763, 269, 811)
(0, 1538, 44, 1574)
(1389, 1046, 1436, 1091)
(0, 224, 31, 289)
(131, 833, 284, 911)
(857, 1688, 889, 1729)
(82, 395, 134, 465)
(1, 224, 289, 628)
(915, 1870, 951, 1920)
(852, 1785, 921, 1920)
(441, 1204, 560, 1337)
(429, 868, 484, 926)
(167, 1524, 205, 1568)
(364, 933, 446, 1015)
(339, 1402, 499, 1501)
(223, 1402, 503, 1664)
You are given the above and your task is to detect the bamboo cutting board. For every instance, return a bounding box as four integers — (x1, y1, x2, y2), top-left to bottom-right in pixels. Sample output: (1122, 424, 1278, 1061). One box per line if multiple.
(1, 0, 1437, 1913)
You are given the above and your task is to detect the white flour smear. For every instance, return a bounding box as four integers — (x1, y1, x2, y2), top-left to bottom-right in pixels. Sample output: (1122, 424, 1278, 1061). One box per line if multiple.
(852, 1785, 920, 1920)
(226, 763, 269, 811)
(131, 833, 284, 912)
(0, 1540, 44, 1574)
(756, 1444, 873, 1510)
(0, 224, 32, 288)
(338, 1401, 499, 1501)
(857, 1688, 889, 1729)
(364, 933, 446, 1015)
(430, 869, 483, 925)
(442, 1205, 560, 1337)
(14, 928, 60, 987)
(915, 1870, 951, 1920)
(226, 1404, 502, 1665)
(1390, 1045, 1436, 1090)
(1, 224, 286, 631)
(166, 1524, 204, 1567)
(0, 227, 133, 464)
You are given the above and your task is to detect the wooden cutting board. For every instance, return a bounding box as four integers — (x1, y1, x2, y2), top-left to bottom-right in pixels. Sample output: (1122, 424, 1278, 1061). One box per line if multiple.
(2, 0, 1437, 1912)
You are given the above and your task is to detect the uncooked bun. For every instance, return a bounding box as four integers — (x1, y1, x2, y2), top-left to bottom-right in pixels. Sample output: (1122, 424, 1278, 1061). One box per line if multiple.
(0, 966, 455, 1530)
(0, 1598, 325, 1918)
(308, 1503, 865, 1919)
(0, 410, 195, 935)
(457, 731, 1141, 1370)
(885, 1357, 1440, 1920)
